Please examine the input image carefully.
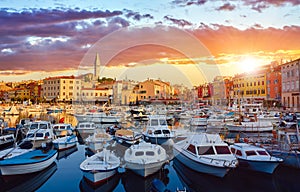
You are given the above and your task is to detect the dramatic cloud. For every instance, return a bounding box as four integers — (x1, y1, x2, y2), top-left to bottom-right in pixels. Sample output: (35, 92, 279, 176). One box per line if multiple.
(123, 9, 154, 21)
(172, 0, 207, 6)
(163, 16, 192, 27)
(242, 0, 300, 12)
(216, 3, 236, 11)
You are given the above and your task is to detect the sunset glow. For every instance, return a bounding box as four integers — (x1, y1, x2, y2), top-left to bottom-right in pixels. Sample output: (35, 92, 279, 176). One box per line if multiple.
(0, 0, 299, 86)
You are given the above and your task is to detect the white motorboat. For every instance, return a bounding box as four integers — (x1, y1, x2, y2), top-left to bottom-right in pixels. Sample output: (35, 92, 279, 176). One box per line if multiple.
(80, 149, 120, 186)
(85, 131, 113, 153)
(225, 121, 273, 133)
(76, 122, 96, 134)
(25, 121, 55, 148)
(173, 133, 238, 177)
(143, 115, 174, 145)
(115, 129, 143, 145)
(52, 134, 78, 151)
(124, 142, 168, 177)
(230, 143, 283, 174)
(53, 123, 74, 136)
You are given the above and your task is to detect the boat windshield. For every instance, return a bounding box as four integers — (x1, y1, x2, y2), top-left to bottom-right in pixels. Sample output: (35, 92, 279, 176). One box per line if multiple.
(245, 151, 257, 156)
(197, 146, 215, 155)
(215, 146, 231, 154)
(159, 119, 167, 125)
(257, 150, 268, 156)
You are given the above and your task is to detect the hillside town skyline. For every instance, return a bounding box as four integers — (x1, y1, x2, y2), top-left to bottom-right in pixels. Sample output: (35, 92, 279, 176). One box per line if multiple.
(1, 54, 300, 112)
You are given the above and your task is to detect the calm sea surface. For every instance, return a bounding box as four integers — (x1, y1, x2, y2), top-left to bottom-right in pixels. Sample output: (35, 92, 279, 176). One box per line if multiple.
(1, 141, 300, 192)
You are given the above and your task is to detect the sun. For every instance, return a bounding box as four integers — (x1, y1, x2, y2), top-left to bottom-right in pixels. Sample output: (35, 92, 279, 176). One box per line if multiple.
(239, 56, 262, 73)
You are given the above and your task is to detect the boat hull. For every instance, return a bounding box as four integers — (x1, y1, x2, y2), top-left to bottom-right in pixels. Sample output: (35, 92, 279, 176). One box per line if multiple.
(226, 123, 273, 133)
(0, 149, 57, 175)
(125, 161, 166, 177)
(53, 137, 77, 151)
(238, 159, 280, 174)
(82, 168, 118, 186)
(173, 146, 231, 178)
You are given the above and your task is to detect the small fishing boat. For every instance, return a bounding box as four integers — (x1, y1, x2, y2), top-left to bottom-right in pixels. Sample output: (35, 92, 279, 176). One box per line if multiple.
(85, 132, 112, 153)
(52, 134, 78, 151)
(0, 148, 57, 175)
(143, 115, 174, 145)
(124, 142, 168, 177)
(115, 129, 143, 145)
(25, 121, 55, 148)
(76, 122, 96, 134)
(230, 143, 283, 174)
(53, 123, 74, 136)
(173, 133, 238, 177)
(80, 149, 120, 186)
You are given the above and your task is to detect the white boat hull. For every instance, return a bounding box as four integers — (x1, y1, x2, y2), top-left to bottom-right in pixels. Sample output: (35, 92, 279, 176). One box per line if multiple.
(226, 123, 273, 132)
(53, 136, 78, 151)
(0, 150, 57, 176)
(125, 161, 166, 177)
(82, 168, 117, 185)
(173, 146, 232, 178)
(238, 159, 281, 174)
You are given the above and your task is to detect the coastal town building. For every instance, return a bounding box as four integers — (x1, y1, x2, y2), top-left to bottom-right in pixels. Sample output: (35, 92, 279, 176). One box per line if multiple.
(42, 76, 80, 102)
(211, 76, 232, 106)
(266, 61, 282, 107)
(113, 80, 138, 105)
(281, 58, 300, 111)
(232, 69, 267, 104)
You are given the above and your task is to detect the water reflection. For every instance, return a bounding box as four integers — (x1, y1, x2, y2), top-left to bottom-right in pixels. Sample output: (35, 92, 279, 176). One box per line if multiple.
(173, 158, 278, 192)
(0, 162, 57, 192)
(57, 145, 78, 160)
(79, 173, 121, 192)
(121, 167, 170, 192)
(273, 165, 300, 192)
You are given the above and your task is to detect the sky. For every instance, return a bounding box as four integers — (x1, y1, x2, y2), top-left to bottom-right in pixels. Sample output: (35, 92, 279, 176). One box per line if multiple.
(0, 0, 300, 87)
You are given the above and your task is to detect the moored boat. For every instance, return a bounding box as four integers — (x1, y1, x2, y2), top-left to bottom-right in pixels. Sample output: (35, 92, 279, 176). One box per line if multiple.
(143, 115, 174, 145)
(230, 143, 283, 174)
(124, 142, 168, 177)
(0, 148, 57, 176)
(85, 131, 112, 153)
(173, 133, 238, 177)
(114, 129, 143, 145)
(52, 134, 78, 151)
(80, 149, 120, 186)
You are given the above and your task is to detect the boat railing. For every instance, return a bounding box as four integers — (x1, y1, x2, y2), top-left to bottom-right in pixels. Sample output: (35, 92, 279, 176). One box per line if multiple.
(197, 155, 237, 167)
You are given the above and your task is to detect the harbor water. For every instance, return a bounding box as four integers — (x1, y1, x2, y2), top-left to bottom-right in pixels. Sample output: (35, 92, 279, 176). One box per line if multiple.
(1, 141, 300, 192)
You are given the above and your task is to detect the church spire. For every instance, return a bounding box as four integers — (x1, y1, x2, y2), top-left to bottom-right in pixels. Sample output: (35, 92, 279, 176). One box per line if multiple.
(94, 53, 100, 81)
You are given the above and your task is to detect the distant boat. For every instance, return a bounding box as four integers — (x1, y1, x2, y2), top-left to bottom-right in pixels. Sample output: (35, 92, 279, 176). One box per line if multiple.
(80, 149, 120, 186)
(76, 122, 96, 134)
(52, 135, 78, 151)
(2, 105, 19, 116)
(0, 148, 57, 175)
(85, 131, 112, 153)
(115, 129, 143, 146)
(143, 115, 175, 145)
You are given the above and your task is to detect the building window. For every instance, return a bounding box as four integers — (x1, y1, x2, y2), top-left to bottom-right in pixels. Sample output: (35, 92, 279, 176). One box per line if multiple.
(262, 81, 264, 85)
